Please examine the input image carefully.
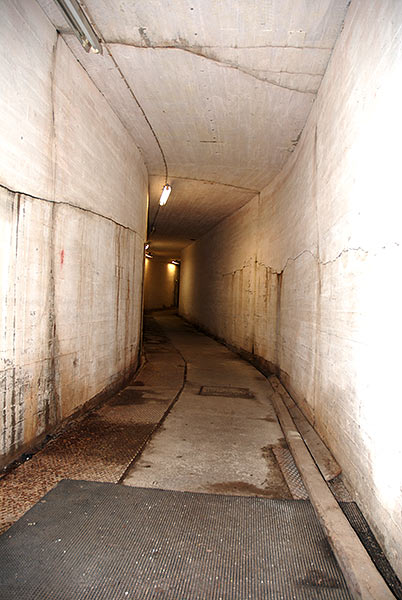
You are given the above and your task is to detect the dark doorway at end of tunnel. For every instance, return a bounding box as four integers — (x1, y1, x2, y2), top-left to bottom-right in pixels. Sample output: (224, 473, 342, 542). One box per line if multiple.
(173, 262, 180, 308)
(144, 258, 181, 311)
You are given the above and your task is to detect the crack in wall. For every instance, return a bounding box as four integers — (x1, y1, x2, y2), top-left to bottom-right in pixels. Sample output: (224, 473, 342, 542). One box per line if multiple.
(221, 256, 255, 278)
(257, 243, 399, 277)
(0, 183, 143, 239)
(221, 241, 394, 280)
(218, 239, 399, 377)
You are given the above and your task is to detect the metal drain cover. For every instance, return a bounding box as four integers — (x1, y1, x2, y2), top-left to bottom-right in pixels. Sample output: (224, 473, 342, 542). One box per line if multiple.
(199, 385, 255, 398)
(272, 446, 309, 500)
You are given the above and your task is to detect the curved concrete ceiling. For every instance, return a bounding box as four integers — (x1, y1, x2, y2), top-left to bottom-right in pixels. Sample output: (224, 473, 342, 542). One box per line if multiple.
(37, 0, 350, 257)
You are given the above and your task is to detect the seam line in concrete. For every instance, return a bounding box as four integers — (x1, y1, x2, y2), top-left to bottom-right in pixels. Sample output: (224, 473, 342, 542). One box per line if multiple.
(118, 350, 187, 484)
(149, 174, 260, 194)
(0, 182, 143, 237)
(75, 1, 168, 180)
(103, 40, 333, 51)
(106, 42, 316, 94)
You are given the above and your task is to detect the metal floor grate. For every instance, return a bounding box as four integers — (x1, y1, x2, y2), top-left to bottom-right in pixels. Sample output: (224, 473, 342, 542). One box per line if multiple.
(340, 502, 402, 599)
(272, 445, 309, 500)
(0, 479, 352, 599)
(199, 386, 254, 398)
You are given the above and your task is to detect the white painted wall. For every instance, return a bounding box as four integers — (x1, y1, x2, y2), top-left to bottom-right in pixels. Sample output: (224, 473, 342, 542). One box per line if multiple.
(180, 0, 402, 578)
(0, 1, 148, 466)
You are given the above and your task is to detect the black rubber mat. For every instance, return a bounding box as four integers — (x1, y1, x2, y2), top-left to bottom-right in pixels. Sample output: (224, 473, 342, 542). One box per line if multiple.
(0, 480, 353, 599)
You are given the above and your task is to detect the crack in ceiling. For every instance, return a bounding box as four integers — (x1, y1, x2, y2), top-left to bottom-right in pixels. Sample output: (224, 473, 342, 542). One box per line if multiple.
(36, 0, 351, 258)
(150, 174, 260, 194)
(108, 42, 319, 95)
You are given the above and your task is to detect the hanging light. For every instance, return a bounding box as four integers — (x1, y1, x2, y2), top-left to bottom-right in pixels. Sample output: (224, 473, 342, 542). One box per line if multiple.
(53, 0, 102, 54)
(159, 184, 171, 206)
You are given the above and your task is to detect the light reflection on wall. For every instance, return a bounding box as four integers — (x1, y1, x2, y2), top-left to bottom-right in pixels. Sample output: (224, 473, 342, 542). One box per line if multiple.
(144, 259, 178, 310)
(349, 62, 402, 523)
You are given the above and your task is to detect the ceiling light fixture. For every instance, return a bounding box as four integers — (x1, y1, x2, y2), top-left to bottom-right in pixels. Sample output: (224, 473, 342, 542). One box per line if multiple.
(54, 0, 102, 54)
(145, 252, 153, 259)
(159, 184, 171, 206)
(145, 242, 150, 250)
(171, 260, 180, 265)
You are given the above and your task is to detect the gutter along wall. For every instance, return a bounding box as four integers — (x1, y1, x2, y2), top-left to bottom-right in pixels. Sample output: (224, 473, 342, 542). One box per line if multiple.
(179, 0, 402, 579)
(0, 1, 148, 468)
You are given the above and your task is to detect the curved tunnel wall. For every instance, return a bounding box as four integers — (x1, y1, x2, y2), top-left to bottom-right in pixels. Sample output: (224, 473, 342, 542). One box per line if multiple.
(0, 1, 148, 468)
(180, 0, 402, 579)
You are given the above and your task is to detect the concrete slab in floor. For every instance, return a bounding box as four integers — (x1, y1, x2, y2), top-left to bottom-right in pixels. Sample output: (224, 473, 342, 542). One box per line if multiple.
(123, 313, 292, 498)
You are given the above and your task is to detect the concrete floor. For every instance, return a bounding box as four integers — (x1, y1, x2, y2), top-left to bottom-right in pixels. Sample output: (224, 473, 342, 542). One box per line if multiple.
(2, 312, 400, 599)
(123, 313, 292, 499)
(0, 311, 302, 534)
(0, 317, 185, 534)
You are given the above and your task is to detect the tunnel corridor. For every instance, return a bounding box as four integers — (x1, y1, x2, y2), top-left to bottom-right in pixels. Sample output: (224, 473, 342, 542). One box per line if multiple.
(1, 312, 400, 598)
(1, 0, 402, 598)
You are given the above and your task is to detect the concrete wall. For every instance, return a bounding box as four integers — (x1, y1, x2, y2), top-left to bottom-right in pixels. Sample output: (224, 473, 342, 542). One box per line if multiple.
(180, 0, 402, 578)
(144, 259, 179, 311)
(0, 1, 148, 468)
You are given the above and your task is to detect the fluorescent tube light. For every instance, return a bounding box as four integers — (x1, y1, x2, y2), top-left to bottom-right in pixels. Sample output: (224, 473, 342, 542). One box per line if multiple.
(54, 0, 102, 54)
(159, 185, 171, 206)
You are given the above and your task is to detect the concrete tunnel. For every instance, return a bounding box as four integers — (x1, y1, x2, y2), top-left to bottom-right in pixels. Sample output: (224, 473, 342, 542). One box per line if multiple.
(0, 0, 401, 598)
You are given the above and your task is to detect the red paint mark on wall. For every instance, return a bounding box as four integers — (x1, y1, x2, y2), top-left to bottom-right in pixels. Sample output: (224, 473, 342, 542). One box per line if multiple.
(60, 249, 64, 265)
